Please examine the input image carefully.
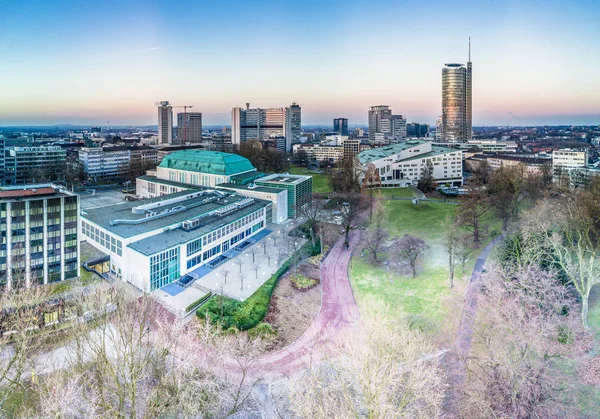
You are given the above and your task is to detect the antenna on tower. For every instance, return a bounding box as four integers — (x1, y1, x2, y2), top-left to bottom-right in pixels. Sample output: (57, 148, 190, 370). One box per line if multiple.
(468, 37, 471, 62)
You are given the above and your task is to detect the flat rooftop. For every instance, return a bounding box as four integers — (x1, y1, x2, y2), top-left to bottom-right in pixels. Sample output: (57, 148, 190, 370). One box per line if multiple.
(138, 175, 203, 190)
(256, 173, 311, 185)
(216, 183, 283, 194)
(82, 190, 270, 243)
(0, 184, 73, 201)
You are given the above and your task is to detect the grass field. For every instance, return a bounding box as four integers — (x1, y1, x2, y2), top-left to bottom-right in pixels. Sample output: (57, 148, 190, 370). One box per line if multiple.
(364, 187, 414, 199)
(349, 199, 499, 339)
(287, 166, 333, 194)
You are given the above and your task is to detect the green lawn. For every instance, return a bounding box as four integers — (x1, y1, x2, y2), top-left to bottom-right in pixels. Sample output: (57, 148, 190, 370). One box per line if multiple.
(364, 187, 414, 199)
(287, 166, 333, 194)
(589, 286, 600, 344)
(350, 199, 499, 336)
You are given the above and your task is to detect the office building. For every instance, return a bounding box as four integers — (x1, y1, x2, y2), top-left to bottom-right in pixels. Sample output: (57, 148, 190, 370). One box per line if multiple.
(255, 174, 312, 219)
(285, 103, 302, 152)
(292, 143, 344, 163)
(552, 149, 587, 170)
(343, 138, 361, 159)
(333, 118, 349, 136)
(232, 103, 301, 153)
(441, 43, 472, 142)
(466, 154, 550, 177)
(357, 140, 463, 188)
(177, 112, 203, 144)
(0, 184, 79, 287)
(4, 146, 67, 185)
(158, 101, 173, 145)
(368, 106, 392, 142)
(389, 115, 407, 140)
(407, 123, 430, 138)
(81, 190, 271, 293)
(79, 147, 129, 179)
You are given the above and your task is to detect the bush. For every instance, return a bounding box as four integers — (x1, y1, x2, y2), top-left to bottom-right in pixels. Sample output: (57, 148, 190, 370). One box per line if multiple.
(290, 274, 318, 291)
(197, 242, 312, 330)
(406, 314, 437, 334)
(248, 322, 277, 339)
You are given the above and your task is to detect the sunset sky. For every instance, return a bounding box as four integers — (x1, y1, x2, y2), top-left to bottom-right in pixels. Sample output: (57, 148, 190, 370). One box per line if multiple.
(0, 0, 599, 126)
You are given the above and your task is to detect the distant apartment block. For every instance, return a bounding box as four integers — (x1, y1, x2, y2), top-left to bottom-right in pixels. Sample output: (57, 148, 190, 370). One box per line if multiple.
(552, 149, 587, 170)
(0, 184, 79, 287)
(4, 146, 67, 185)
(293, 143, 344, 163)
(158, 101, 173, 145)
(79, 146, 158, 179)
(466, 154, 551, 176)
(357, 140, 463, 188)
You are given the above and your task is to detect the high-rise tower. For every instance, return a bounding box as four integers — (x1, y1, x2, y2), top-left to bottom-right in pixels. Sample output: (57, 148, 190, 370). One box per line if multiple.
(158, 101, 173, 145)
(441, 40, 472, 142)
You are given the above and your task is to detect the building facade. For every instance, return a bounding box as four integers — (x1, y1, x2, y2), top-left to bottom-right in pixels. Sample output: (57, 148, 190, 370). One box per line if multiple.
(357, 140, 463, 188)
(254, 173, 312, 219)
(177, 112, 203, 144)
(441, 59, 472, 142)
(81, 190, 270, 293)
(4, 146, 67, 185)
(333, 118, 349, 136)
(0, 185, 79, 287)
(0, 135, 4, 186)
(292, 144, 344, 163)
(232, 103, 300, 153)
(158, 101, 173, 145)
(368, 106, 392, 142)
(79, 147, 130, 179)
(407, 123, 430, 138)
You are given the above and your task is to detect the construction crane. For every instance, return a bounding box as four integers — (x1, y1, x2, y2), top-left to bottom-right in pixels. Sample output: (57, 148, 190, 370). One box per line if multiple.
(173, 105, 193, 144)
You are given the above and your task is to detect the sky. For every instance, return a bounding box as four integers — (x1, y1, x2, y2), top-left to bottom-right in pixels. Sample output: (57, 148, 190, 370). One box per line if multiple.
(0, 0, 599, 127)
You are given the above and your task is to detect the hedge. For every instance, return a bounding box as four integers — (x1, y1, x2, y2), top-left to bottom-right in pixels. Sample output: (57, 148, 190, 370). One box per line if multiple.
(197, 241, 311, 330)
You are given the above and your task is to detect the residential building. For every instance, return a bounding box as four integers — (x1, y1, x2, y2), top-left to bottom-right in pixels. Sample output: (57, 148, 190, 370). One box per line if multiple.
(466, 154, 551, 176)
(177, 112, 203, 144)
(232, 103, 301, 152)
(292, 143, 344, 163)
(0, 184, 79, 287)
(368, 106, 392, 142)
(158, 101, 173, 145)
(4, 146, 67, 185)
(552, 149, 588, 170)
(357, 140, 463, 188)
(441, 45, 472, 142)
(343, 138, 361, 159)
(79, 147, 130, 179)
(81, 190, 271, 293)
(466, 139, 517, 153)
(333, 118, 349, 135)
(255, 173, 312, 219)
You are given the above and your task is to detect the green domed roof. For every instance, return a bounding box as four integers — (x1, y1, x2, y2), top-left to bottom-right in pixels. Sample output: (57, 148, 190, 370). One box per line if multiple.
(159, 150, 255, 175)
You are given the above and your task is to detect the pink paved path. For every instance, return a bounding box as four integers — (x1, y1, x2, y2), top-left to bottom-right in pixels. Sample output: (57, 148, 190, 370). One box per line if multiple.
(227, 228, 362, 380)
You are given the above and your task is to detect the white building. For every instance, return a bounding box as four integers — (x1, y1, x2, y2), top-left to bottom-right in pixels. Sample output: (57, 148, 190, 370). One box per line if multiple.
(81, 190, 271, 293)
(0, 184, 79, 287)
(552, 149, 588, 170)
(79, 147, 131, 179)
(293, 144, 344, 163)
(357, 140, 463, 187)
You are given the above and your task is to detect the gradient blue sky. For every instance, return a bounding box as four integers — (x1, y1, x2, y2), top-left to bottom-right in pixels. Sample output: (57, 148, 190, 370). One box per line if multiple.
(0, 0, 599, 126)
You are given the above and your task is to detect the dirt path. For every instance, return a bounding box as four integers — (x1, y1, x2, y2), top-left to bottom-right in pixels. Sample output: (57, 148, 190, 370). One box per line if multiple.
(442, 235, 503, 417)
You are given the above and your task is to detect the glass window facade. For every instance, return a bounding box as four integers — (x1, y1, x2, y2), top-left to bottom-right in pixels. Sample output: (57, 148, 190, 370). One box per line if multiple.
(150, 248, 180, 291)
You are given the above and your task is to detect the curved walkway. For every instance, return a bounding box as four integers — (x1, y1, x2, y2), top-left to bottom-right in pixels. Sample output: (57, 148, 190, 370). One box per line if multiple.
(443, 235, 504, 417)
(224, 228, 362, 381)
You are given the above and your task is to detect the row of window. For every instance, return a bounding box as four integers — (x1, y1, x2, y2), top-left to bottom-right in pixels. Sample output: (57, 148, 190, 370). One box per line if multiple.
(82, 221, 123, 256)
(201, 208, 264, 247)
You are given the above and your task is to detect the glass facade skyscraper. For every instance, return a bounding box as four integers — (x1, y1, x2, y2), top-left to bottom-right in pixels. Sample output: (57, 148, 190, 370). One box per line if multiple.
(333, 118, 349, 135)
(441, 57, 472, 142)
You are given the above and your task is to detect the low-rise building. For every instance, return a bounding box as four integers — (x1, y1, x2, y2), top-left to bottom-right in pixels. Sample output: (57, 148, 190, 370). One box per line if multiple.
(254, 173, 312, 219)
(293, 143, 344, 163)
(466, 153, 551, 176)
(4, 146, 67, 185)
(81, 190, 271, 293)
(357, 140, 463, 187)
(0, 184, 79, 287)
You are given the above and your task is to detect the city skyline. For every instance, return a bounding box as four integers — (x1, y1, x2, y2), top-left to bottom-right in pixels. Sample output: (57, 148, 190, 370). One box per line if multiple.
(1, 0, 599, 126)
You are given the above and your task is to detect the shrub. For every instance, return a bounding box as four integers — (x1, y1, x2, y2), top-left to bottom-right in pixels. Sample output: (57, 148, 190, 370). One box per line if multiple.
(197, 242, 312, 330)
(406, 314, 437, 334)
(290, 274, 318, 291)
(248, 322, 277, 339)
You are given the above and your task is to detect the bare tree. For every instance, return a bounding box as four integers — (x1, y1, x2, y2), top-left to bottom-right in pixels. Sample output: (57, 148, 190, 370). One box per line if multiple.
(296, 193, 327, 251)
(283, 302, 447, 418)
(456, 176, 489, 247)
(462, 265, 586, 418)
(440, 214, 460, 288)
(363, 197, 388, 263)
(339, 193, 364, 249)
(488, 164, 526, 230)
(396, 234, 430, 278)
(233, 258, 243, 274)
(248, 246, 258, 263)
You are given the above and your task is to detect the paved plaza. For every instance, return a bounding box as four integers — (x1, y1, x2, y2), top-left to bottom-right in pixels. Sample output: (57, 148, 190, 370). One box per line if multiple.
(152, 217, 307, 316)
